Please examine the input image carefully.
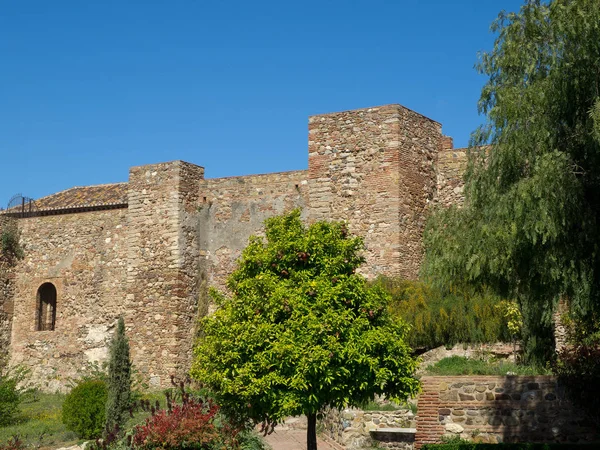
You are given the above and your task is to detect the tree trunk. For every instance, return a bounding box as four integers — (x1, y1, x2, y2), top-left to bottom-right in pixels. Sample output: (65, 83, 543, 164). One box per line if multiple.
(307, 413, 318, 450)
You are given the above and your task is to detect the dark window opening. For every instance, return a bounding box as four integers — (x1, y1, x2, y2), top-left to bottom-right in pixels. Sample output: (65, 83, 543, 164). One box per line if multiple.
(36, 283, 57, 331)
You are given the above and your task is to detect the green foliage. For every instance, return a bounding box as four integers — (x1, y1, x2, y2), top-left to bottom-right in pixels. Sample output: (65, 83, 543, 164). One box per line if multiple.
(553, 333, 600, 426)
(191, 210, 419, 448)
(0, 220, 23, 261)
(0, 392, 78, 447)
(422, 0, 600, 364)
(0, 437, 25, 450)
(374, 277, 511, 349)
(0, 367, 29, 427)
(358, 399, 416, 413)
(105, 316, 132, 434)
(425, 356, 549, 376)
(62, 379, 108, 439)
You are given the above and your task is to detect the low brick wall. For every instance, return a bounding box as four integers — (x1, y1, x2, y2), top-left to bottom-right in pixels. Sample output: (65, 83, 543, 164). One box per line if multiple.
(321, 406, 416, 449)
(415, 376, 597, 449)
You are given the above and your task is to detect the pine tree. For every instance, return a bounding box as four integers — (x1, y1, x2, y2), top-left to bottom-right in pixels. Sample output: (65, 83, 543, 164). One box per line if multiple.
(105, 316, 131, 434)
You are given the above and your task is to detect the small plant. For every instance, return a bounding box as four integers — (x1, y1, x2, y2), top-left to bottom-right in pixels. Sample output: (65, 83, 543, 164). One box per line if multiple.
(0, 367, 28, 427)
(0, 437, 25, 450)
(105, 316, 132, 434)
(129, 376, 246, 450)
(62, 379, 108, 439)
(0, 220, 23, 261)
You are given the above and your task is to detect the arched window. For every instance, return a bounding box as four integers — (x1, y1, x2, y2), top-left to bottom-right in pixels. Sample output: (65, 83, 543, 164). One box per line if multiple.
(36, 283, 57, 331)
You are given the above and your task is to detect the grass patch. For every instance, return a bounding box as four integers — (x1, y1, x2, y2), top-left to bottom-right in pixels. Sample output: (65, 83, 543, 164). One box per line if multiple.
(359, 400, 417, 414)
(0, 390, 167, 447)
(425, 356, 550, 376)
(0, 391, 77, 447)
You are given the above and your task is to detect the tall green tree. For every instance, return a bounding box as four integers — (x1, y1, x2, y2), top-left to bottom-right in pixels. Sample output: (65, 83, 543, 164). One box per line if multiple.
(422, 0, 600, 362)
(105, 316, 131, 434)
(191, 210, 419, 450)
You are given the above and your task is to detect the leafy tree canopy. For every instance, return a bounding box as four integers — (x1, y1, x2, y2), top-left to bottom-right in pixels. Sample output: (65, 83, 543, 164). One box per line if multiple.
(191, 210, 418, 450)
(422, 0, 600, 362)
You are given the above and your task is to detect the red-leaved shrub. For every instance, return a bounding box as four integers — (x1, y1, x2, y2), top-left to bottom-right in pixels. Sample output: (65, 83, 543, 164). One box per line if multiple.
(132, 397, 241, 449)
(0, 437, 25, 450)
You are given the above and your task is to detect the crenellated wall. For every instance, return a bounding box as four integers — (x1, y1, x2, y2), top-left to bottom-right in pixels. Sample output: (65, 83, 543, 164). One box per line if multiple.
(4, 103, 470, 389)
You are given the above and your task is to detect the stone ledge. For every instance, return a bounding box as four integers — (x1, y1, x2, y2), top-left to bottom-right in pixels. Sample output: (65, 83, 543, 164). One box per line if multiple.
(370, 428, 416, 443)
(371, 428, 416, 434)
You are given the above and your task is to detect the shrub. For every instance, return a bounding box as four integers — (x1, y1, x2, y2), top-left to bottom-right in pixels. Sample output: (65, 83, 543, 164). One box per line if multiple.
(0, 437, 25, 450)
(62, 379, 108, 439)
(128, 377, 266, 450)
(0, 367, 27, 426)
(105, 316, 132, 434)
(553, 342, 600, 426)
(131, 397, 239, 449)
(373, 277, 512, 349)
(0, 219, 23, 261)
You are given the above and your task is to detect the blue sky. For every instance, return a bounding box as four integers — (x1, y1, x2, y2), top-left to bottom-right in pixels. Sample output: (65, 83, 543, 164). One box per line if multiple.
(0, 0, 524, 203)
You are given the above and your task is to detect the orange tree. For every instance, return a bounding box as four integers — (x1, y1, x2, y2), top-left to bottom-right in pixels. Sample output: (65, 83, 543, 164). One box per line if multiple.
(191, 210, 419, 450)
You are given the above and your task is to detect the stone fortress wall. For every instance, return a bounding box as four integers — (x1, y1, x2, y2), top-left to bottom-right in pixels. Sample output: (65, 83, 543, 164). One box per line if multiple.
(0, 217, 16, 367)
(0, 104, 468, 389)
(9, 209, 128, 391)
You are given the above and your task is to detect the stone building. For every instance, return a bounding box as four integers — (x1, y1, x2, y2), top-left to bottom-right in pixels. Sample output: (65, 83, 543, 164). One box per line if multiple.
(0, 104, 467, 390)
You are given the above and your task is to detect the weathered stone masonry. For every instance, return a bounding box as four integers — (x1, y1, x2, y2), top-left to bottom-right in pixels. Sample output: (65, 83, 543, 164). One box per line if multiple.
(415, 376, 596, 448)
(1, 103, 466, 389)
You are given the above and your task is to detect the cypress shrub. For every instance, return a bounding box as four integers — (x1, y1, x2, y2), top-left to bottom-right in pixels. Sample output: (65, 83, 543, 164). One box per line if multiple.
(62, 379, 108, 439)
(105, 316, 132, 434)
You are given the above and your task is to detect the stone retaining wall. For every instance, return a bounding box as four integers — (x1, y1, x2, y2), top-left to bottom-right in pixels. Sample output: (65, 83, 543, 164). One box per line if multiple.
(321, 406, 416, 449)
(415, 376, 597, 449)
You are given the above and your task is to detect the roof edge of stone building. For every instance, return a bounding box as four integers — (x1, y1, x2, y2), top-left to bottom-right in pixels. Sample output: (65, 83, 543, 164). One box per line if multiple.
(205, 169, 308, 182)
(5, 181, 130, 217)
(128, 159, 205, 171)
(308, 103, 441, 125)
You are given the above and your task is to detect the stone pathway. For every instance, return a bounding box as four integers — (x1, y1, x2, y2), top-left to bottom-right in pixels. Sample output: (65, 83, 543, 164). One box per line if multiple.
(261, 416, 342, 450)
(263, 427, 340, 450)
